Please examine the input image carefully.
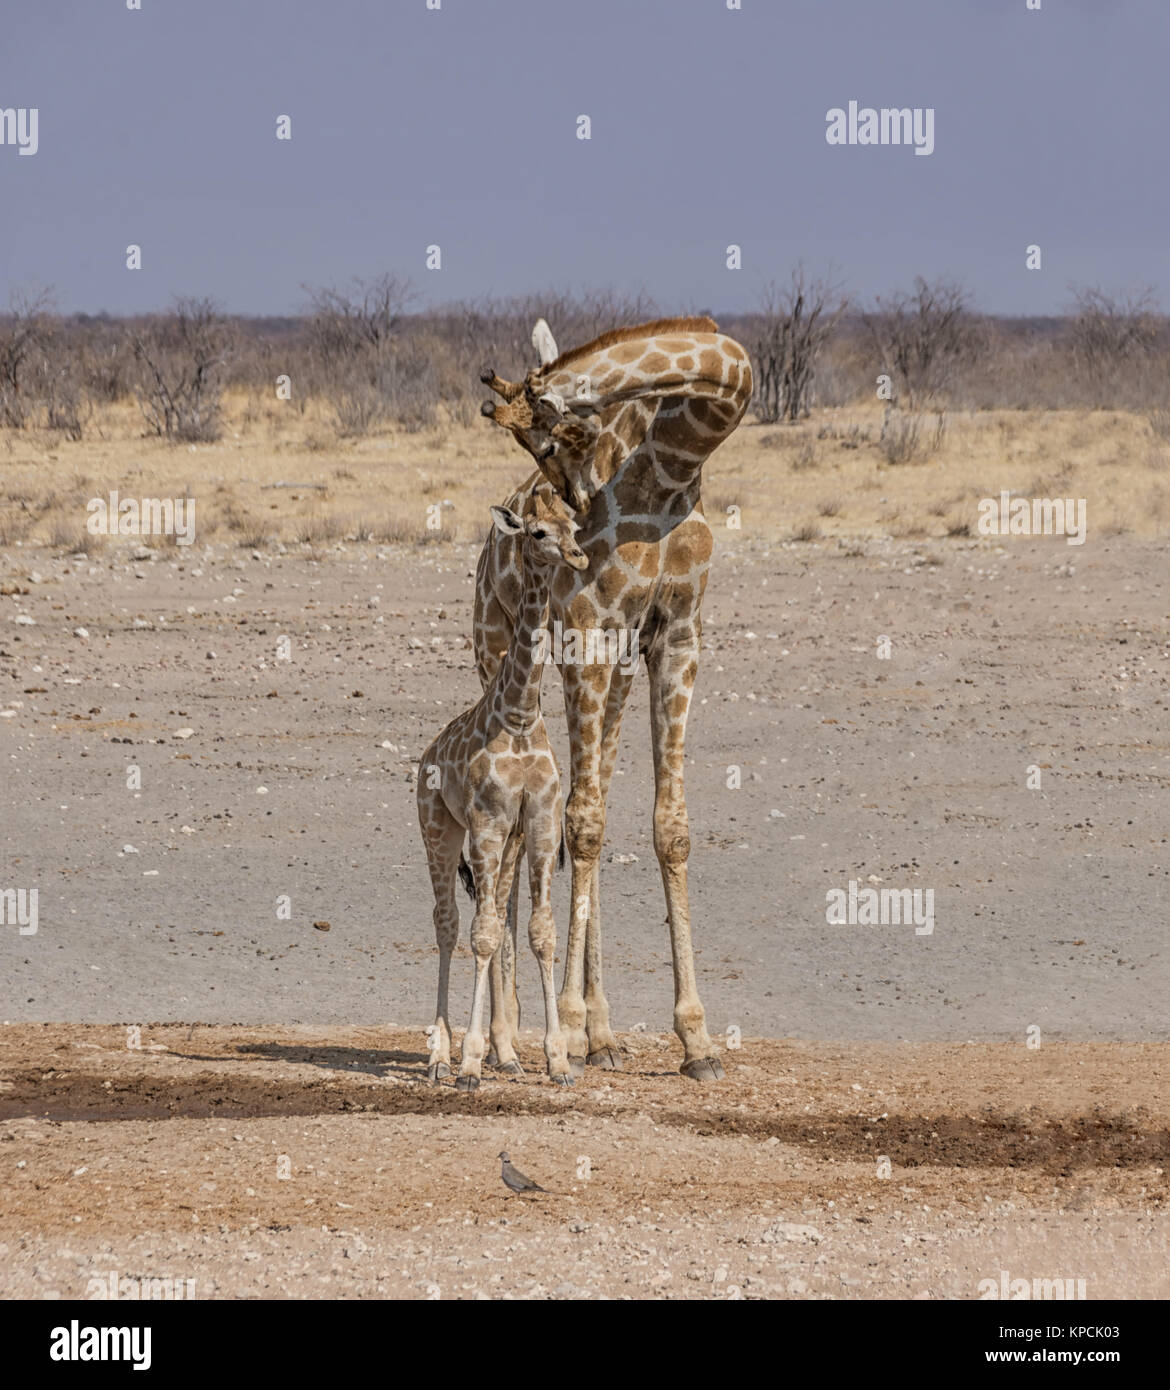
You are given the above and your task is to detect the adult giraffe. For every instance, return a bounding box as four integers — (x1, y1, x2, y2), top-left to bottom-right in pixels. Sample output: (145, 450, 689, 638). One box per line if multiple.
(475, 315, 753, 1082)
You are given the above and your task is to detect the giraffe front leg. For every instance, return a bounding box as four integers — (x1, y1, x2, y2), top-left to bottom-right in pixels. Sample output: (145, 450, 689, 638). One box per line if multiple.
(559, 664, 611, 1078)
(487, 945, 520, 1074)
(526, 797, 572, 1086)
(531, 899, 571, 1086)
(647, 627, 723, 1083)
(429, 908, 456, 1082)
(505, 877, 522, 1047)
(487, 835, 524, 1074)
(584, 858, 622, 1068)
(560, 861, 591, 1079)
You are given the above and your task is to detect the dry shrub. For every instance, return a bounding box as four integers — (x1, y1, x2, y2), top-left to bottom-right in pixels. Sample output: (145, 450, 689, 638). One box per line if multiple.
(862, 277, 985, 409)
(9, 282, 1170, 443)
(0, 289, 53, 429)
(748, 266, 847, 423)
(301, 427, 336, 452)
(879, 410, 947, 465)
(370, 515, 430, 544)
(131, 297, 234, 442)
(1146, 409, 1170, 441)
(818, 420, 871, 449)
(296, 513, 348, 545)
(791, 439, 819, 471)
(0, 512, 33, 546)
(218, 504, 270, 549)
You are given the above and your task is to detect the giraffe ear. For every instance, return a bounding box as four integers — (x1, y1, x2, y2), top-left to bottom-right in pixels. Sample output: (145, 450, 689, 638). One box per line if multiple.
(490, 505, 525, 536)
(532, 318, 559, 367)
(537, 391, 566, 417)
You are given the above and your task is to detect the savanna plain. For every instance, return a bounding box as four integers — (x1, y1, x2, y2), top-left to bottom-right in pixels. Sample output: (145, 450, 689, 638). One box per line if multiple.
(1, 387, 1167, 1298)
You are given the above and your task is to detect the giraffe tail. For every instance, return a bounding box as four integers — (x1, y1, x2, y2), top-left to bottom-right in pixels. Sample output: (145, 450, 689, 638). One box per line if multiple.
(458, 835, 562, 896)
(457, 855, 476, 899)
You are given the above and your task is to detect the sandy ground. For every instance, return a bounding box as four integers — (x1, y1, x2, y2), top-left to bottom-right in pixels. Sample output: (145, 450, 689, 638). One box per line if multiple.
(0, 1025, 1165, 1301)
(0, 531, 1166, 1039)
(2, 417, 1168, 1300)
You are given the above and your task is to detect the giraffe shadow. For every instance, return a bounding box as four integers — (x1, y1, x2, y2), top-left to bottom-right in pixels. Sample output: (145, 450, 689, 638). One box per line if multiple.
(234, 1042, 427, 1080)
(168, 1043, 427, 1081)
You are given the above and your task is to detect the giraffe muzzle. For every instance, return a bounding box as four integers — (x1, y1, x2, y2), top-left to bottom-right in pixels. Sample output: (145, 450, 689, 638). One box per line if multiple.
(564, 481, 590, 513)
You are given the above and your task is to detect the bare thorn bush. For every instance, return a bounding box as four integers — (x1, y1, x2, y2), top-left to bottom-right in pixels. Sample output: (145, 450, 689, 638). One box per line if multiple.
(0, 288, 55, 430)
(131, 297, 234, 442)
(748, 266, 847, 423)
(863, 276, 983, 410)
(879, 410, 947, 465)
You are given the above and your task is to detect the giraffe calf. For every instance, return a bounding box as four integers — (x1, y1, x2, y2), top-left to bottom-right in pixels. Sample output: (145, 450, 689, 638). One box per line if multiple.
(417, 494, 588, 1091)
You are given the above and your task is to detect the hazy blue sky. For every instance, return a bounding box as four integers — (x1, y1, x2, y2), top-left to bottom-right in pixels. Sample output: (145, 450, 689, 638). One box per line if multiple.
(1, 0, 1165, 316)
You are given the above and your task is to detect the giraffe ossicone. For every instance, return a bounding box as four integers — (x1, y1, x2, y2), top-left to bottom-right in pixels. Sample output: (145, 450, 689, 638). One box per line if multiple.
(531, 317, 559, 366)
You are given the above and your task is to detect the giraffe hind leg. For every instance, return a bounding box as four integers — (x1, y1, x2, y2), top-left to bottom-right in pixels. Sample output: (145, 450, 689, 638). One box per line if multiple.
(584, 664, 636, 1071)
(456, 833, 507, 1093)
(647, 626, 723, 1083)
(418, 792, 464, 1083)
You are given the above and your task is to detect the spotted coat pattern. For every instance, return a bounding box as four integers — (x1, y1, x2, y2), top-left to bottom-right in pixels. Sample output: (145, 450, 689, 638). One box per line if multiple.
(417, 494, 587, 1090)
(477, 318, 753, 1081)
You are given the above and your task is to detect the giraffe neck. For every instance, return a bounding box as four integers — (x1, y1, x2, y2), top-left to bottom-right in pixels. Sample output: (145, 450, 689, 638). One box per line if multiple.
(541, 332, 752, 494)
(494, 550, 551, 735)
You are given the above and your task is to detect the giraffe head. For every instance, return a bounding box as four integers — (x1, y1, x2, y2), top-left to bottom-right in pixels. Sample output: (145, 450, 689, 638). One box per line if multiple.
(481, 379, 601, 513)
(490, 489, 588, 572)
(481, 319, 603, 513)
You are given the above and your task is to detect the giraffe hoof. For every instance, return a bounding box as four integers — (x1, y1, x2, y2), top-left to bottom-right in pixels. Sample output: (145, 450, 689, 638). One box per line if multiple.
(427, 1062, 451, 1084)
(680, 1056, 725, 1083)
(455, 1074, 481, 1093)
(495, 1059, 524, 1076)
(484, 1049, 499, 1067)
(586, 1047, 623, 1071)
(552, 1073, 574, 1087)
(567, 1055, 586, 1080)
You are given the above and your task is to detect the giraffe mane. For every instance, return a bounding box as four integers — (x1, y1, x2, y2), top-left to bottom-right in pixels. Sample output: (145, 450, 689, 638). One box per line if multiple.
(544, 316, 720, 372)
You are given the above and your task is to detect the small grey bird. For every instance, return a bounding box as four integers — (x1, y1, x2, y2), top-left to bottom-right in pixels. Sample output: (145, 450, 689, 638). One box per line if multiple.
(498, 1150, 546, 1194)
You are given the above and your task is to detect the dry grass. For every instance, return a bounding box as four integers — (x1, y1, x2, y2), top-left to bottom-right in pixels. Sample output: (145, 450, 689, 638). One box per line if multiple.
(0, 394, 1168, 552)
(791, 439, 819, 472)
(1147, 409, 1170, 442)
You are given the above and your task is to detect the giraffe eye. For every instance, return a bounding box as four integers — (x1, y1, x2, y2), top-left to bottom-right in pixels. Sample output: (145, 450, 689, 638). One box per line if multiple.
(530, 527, 547, 539)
